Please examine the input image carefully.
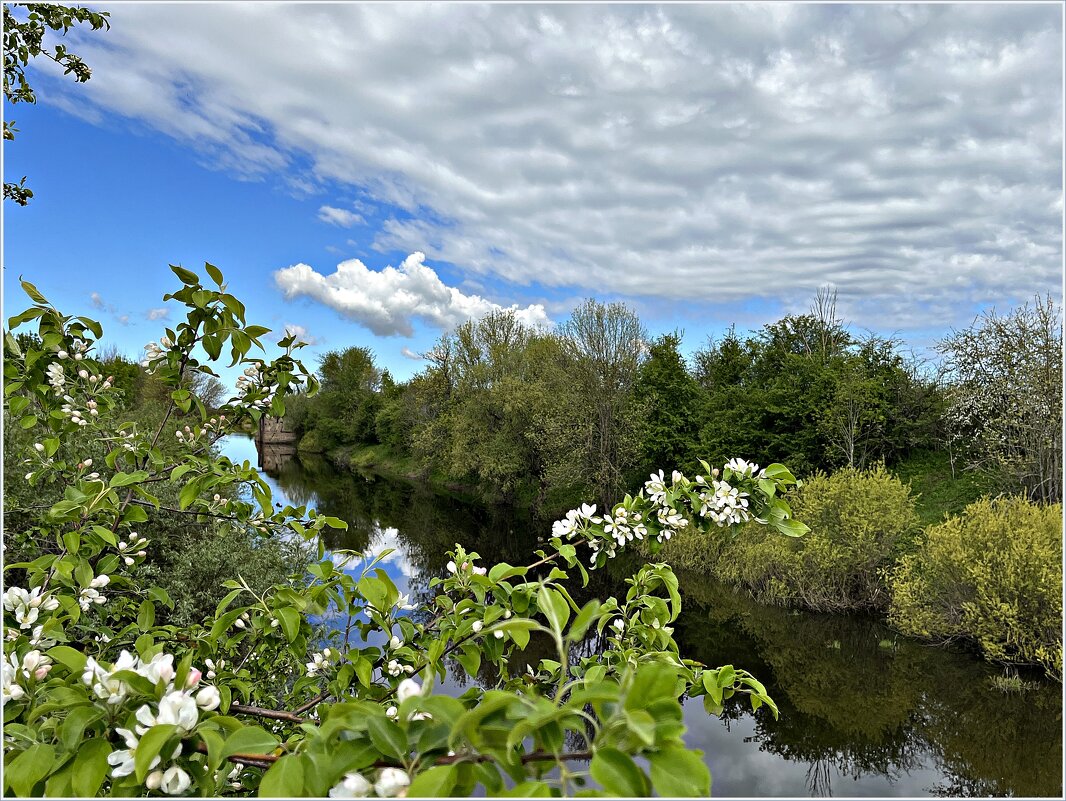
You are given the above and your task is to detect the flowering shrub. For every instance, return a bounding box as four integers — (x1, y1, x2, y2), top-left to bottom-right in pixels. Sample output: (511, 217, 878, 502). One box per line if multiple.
(2, 266, 807, 797)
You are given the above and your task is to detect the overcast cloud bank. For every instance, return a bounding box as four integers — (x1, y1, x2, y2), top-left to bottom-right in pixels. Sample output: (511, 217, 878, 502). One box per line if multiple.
(37, 3, 1063, 336)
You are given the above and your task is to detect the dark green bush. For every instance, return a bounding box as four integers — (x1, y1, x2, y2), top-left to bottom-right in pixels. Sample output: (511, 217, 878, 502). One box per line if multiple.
(888, 496, 1062, 678)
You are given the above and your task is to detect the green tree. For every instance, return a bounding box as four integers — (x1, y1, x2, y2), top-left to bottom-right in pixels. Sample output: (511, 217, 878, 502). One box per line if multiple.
(312, 346, 383, 446)
(558, 299, 647, 505)
(3, 3, 109, 204)
(633, 332, 702, 473)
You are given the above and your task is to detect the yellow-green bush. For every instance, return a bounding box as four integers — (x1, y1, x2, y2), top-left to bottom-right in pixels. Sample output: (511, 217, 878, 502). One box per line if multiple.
(888, 496, 1063, 679)
(651, 464, 920, 612)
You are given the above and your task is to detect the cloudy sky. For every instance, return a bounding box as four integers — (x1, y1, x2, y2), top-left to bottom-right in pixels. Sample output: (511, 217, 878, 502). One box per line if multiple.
(4, 2, 1062, 378)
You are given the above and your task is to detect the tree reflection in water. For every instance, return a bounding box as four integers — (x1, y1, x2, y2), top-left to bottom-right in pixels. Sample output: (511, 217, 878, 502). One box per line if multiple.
(257, 443, 1062, 798)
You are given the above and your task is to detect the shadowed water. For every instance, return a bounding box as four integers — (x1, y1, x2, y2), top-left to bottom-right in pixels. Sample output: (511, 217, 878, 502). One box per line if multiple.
(225, 437, 1062, 798)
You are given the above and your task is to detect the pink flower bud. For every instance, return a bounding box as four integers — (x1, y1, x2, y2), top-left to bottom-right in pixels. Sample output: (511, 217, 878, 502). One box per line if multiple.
(186, 668, 202, 688)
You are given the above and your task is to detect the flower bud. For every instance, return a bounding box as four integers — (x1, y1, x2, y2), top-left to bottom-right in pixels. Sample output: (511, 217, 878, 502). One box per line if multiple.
(146, 771, 164, 791)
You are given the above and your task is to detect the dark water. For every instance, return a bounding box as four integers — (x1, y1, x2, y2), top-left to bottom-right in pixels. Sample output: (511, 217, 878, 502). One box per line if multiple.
(225, 437, 1063, 798)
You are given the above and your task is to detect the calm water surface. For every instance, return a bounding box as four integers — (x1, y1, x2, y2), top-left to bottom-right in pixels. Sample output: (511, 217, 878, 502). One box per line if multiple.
(225, 436, 1063, 798)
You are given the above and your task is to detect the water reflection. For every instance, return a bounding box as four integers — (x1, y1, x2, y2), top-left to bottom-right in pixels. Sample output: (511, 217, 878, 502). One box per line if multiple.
(231, 438, 1062, 798)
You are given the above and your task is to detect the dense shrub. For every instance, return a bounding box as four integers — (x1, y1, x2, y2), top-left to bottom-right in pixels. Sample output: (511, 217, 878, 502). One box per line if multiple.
(652, 465, 920, 612)
(888, 496, 1063, 678)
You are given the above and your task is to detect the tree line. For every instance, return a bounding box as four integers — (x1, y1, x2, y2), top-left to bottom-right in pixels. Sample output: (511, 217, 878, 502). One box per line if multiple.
(284, 291, 1061, 509)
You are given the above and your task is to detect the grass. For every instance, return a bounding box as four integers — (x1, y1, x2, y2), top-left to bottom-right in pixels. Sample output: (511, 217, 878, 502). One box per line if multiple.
(889, 449, 997, 526)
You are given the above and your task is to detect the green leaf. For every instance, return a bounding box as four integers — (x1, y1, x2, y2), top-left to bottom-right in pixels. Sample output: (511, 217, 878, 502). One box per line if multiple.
(260, 755, 305, 797)
(137, 599, 155, 629)
(20, 278, 48, 304)
(135, 724, 177, 781)
(60, 705, 101, 753)
(772, 517, 809, 537)
(6, 742, 55, 796)
(205, 262, 225, 286)
(537, 586, 570, 635)
(648, 747, 711, 797)
(366, 716, 407, 760)
(109, 470, 150, 488)
(407, 765, 458, 797)
(503, 781, 553, 797)
(275, 607, 300, 643)
(623, 709, 656, 746)
(589, 748, 648, 797)
(72, 738, 111, 797)
(170, 264, 200, 285)
(626, 662, 680, 711)
(46, 645, 86, 675)
(568, 600, 600, 641)
(220, 726, 279, 761)
(717, 665, 736, 688)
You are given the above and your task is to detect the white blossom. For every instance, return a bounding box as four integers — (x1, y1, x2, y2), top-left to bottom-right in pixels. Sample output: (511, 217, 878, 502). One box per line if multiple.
(159, 765, 192, 795)
(195, 685, 221, 711)
(330, 772, 373, 798)
(135, 690, 200, 734)
(374, 768, 410, 798)
(395, 678, 422, 703)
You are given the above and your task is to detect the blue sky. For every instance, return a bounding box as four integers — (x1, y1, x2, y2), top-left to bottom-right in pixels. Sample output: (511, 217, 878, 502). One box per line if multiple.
(4, 3, 1062, 386)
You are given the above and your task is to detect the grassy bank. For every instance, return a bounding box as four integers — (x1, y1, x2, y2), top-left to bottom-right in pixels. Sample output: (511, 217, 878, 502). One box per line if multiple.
(889, 449, 997, 525)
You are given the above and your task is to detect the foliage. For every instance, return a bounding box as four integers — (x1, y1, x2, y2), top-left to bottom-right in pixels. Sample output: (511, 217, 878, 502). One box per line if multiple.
(1, 268, 809, 796)
(937, 294, 1063, 502)
(290, 346, 382, 450)
(632, 333, 702, 474)
(889, 495, 1063, 678)
(651, 465, 920, 612)
(694, 300, 941, 477)
(3, 3, 110, 204)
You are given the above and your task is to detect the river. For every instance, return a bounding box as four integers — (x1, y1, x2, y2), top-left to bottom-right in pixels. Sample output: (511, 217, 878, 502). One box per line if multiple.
(224, 436, 1062, 798)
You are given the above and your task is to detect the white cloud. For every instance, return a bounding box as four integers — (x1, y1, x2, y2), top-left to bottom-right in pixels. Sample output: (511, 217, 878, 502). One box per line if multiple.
(400, 346, 423, 361)
(318, 205, 365, 228)
(279, 323, 319, 346)
(39, 4, 1063, 333)
(89, 291, 105, 310)
(145, 308, 169, 321)
(275, 252, 551, 337)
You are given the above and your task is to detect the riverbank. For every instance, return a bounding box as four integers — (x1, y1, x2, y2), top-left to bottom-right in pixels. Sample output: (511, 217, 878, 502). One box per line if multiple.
(297, 435, 523, 506)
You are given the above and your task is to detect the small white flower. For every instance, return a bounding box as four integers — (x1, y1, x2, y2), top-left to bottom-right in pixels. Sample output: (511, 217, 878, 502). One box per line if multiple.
(374, 768, 411, 798)
(136, 690, 199, 734)
(471, 621, 483, 633)
(159, 765, 192, 795)
(330, 772, 373, 798)
(195, 685, 221, 711)
(446, 560, 457, 574)
(396, 678, 422, 702)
